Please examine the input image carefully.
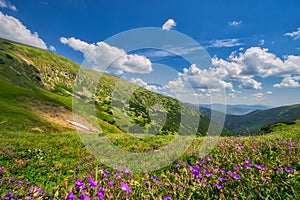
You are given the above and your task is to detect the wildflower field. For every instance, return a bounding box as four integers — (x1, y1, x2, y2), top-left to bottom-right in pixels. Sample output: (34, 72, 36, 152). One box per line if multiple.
(0, 120, 299, 199)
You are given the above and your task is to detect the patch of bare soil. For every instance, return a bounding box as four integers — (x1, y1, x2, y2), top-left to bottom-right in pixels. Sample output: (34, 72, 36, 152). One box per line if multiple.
(27, 100, 100, 133)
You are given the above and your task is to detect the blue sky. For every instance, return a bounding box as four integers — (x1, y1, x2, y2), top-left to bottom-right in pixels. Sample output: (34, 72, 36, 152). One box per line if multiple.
(1, 0, 300, 106)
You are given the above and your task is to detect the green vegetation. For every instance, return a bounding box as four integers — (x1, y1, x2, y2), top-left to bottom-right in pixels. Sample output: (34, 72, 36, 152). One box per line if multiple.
(225, 105, 300, 135)
(0, 122, 299, 199)
(0, 37, 232, 136)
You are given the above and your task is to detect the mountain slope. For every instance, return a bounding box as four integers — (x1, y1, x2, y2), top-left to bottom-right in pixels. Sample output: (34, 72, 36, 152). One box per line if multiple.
(0, 38, 232, 136)
(200, 104, 271, 115)
(225, 104, 300, 135)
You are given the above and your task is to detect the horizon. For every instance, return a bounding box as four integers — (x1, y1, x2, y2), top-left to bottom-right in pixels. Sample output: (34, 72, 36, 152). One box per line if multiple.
(1, 0, 300, 106)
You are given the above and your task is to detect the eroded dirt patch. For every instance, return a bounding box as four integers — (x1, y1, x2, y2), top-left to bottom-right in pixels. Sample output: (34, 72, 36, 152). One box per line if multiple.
(27, 100, 100, 133)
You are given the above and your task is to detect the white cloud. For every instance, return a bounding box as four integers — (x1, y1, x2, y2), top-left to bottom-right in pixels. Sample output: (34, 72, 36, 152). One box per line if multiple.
(273, 76, 300, 88)
(252, 92, 264, 100)
(212, 47, 300, 89)
(140, 45, 202, 60)
(0, 0, 17, 11)
(162, 19, 176, 31)
(163, 64, 233, 98)
(49, 45, 56, 52)
(285, 28, 300, 40)
(228, 20, 242, 27)
(207, 38, 243, 48)
(258, 39, 265, 46)
(162, 46, 300, 96)
(238, 78, 262, 89)
(266, 91, 272, 94)
(0, 12, 47, 49)
(60, 37, 152, 74)
(213, 47, 300, 78)
(129, 77, 160, 92)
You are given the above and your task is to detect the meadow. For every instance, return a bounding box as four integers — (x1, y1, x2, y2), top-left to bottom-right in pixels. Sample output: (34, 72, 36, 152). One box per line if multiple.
(0, 121, 299, 199)
(0, 38, 299, 199)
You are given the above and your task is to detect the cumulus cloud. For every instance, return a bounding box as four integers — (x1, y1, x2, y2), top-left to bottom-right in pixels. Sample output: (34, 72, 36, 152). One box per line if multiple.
(0, 0, 17, 11)
(163, 64, 233, 98)
(273, 76, 300, 88)
(212, 47, 300, 88)
(238, 78, 262, 90)
(0, 12, 47, 49)
(164, 46, 300, 100)
(285, 28, 300, 40)
(207, 38, 243, 48)
(60, 37, 152, 74)
(49, 45, 56, 52)
(162, 19, 176, 31)
(252, 92, 264, 100)
(258, 39, 265, 46)
(228, 20, 242, 27)
(266, 91, 272, 94)
(129, 77, 160, 92)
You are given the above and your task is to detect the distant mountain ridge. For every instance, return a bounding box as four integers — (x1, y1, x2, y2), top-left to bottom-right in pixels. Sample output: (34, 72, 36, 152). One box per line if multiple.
(189, 102, 300, 135)
(200, 103, 271, 115)
(224, 104, 300, 135)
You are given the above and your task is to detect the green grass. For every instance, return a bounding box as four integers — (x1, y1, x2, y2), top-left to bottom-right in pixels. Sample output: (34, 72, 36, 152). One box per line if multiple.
(0, 123, 299, 199)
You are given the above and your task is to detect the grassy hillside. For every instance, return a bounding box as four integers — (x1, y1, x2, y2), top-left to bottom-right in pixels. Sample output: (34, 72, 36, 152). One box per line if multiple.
(224, 104, 300, 135)
(0, 37, 232, 136)
(0, 121, 298, 199)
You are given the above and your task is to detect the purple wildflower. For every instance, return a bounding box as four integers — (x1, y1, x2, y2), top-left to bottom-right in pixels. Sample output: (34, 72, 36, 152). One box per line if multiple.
(233, 166, 241, 171)
(255, 164, 266, 170)
(17, 180, 22, 185)
(189, 166, 201, 176)
(151, 175, 160, 182)
(204, 171, 213, 177)
(7, 191, 12, 197)
(244, 164, 252, 169)
(218, 177, 227, 182)
(163, 194, 172, 200)
(244, 158, 250, 163)
(103, 178, 108, 182)
(277, 168, 283, 172)
(38, 189, 45, 196)
(228, 171, 241, 179)
(120, 182, 131, 194)
(237, 146, 244, 150)
(67, 190, 74, 200)
(0, 167, 4, 171)
(197, 161, 203, 166)
(114, 173, 122, 180)
(88, 178, 97, 188)
(10, 178, 14, 183)
(285, 167, 294, 173)
(145, 182, 150, 188)
(97, 188, 105, 199)
(102, 169, 110, 176)
(75, 179, 85, 191)
(124, 167, 130, 175)
(80, 193, 90, 200)
(108, 181, 114, 188)
(216, 183, 224, 189)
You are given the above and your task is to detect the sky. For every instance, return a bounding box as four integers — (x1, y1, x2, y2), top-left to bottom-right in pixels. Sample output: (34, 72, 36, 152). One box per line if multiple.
(0, 0, 300, 106)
